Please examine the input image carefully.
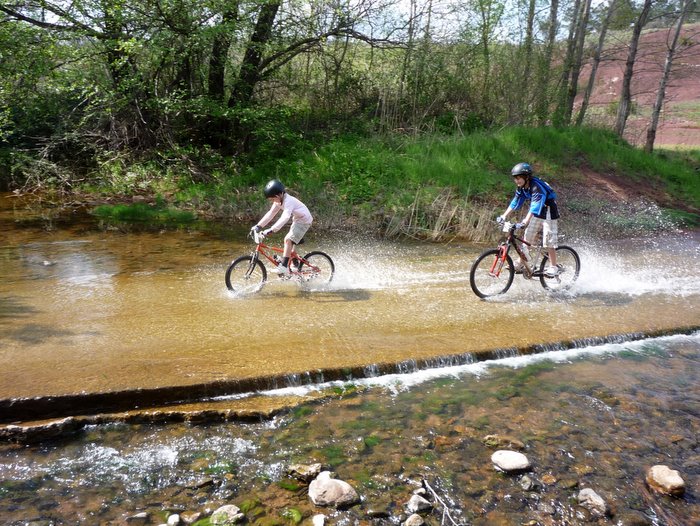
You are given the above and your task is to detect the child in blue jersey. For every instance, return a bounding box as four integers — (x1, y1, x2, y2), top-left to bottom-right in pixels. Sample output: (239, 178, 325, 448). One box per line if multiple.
(497, 162, 560, 277)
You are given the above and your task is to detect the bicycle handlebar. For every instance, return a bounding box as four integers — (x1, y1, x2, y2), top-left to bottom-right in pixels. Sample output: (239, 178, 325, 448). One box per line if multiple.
(498, 220, 517, 233)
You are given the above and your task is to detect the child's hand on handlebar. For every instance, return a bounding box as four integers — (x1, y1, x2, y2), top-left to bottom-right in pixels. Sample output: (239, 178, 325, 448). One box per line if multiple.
(496, 215, 506, 225)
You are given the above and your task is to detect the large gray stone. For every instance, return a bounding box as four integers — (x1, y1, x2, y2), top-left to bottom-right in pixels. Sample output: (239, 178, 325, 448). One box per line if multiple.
(646, 465, 685, 496)
(577, 488, 608, 517)
(309, 471, 360, 509)
(491, 450, 531, 473)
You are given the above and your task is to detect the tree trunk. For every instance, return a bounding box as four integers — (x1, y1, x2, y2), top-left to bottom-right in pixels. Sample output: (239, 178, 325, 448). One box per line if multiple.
(576, 0, 617, 126)
(645, 0, 689, 152)
(520, 0, 536, 123)
(101, 0, 130, 91)
(536, 0, 559, 126)
(564, 0, 593, 125)
(614, 0, 652, 137)
(552, 0, 581, 127)
(228, 0, 281, 108)
(208, 8, 239, 101)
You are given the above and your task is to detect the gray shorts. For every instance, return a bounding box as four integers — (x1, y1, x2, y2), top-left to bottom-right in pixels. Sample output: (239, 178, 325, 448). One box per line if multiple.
(285, 222, 311, 244)
(525, 215, 558, 248)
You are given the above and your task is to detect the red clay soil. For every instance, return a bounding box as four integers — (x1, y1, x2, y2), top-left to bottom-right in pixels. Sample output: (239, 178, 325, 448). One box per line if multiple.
(578, 166, 681, 209)
(577, 23, 700, 148)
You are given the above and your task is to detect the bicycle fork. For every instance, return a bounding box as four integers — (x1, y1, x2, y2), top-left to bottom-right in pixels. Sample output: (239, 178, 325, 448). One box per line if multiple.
(247, 252, 261, 278)
(489, 244, 510, 277)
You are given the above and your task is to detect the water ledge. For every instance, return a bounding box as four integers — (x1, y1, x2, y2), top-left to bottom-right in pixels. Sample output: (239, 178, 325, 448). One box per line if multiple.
(1, 325, 698, 443)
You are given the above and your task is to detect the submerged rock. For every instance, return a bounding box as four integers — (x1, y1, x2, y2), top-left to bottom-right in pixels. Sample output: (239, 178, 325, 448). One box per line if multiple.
(309, 471, 360, 508)
(483, 434, 525, 450)
(406, 494, 432, 513)
(404, 513, 425, 526)
(210, 504, 245, 525)
(125, 512, 149, 524)
(288, 462, 324, 482)
(518, 474, 541, 492)
(645, 465, 685, 496)
(491, 450, 531, 473)
(577, 488, 608, 517)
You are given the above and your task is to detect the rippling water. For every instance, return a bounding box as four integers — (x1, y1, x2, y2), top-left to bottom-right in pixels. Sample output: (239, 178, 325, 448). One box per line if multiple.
(1, 334, 698, 525)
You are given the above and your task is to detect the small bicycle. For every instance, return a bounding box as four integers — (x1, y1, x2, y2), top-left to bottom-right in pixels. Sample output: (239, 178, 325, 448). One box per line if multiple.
(225, 231, 335, 294)
(469, 221, 580, 298)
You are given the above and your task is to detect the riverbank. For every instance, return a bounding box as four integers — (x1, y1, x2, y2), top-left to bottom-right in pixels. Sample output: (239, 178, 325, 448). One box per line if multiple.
(7, 127, 699, 241)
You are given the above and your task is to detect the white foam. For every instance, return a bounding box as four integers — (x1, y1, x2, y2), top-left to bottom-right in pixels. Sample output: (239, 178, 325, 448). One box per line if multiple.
(573, 242, 700, 297)
(226, 331, 700, 400)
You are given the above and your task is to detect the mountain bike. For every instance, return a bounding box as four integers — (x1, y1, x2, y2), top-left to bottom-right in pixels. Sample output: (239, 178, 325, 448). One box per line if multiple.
(469, 221, 580, 299)
(225, 231, 335, 294)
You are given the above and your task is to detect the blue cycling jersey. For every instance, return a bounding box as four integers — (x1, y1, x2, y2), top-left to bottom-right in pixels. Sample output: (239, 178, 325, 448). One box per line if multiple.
(509, 176, 559, 219)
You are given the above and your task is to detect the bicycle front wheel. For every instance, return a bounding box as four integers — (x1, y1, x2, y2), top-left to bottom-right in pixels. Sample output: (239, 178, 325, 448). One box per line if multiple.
(225, 255, 267, 294)
(470, 249, 515, 298)
(299, 251, 335, 284)
(539, 246, 580, 292)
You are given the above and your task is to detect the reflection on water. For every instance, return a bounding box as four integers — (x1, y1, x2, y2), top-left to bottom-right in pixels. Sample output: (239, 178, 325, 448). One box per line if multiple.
(0, 335, 698, 524)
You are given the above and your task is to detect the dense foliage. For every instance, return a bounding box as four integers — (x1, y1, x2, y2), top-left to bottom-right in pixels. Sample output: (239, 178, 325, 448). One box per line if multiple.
(0, 1, 698, 237)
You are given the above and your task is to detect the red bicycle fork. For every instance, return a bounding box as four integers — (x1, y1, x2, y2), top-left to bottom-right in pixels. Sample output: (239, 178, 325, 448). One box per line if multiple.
(489, 244, 509, 277)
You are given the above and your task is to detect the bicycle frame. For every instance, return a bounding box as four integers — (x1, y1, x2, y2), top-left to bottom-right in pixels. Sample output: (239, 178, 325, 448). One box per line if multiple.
(249, 231, 318, 278)
(490, 222, 544, 279)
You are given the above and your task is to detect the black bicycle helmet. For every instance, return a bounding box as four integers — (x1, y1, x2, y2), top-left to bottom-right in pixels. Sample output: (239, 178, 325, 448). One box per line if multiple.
(511, 162, 533, 178)
(263, 179, 285, 198)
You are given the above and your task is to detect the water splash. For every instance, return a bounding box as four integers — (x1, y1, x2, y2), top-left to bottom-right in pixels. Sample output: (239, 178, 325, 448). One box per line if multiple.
(572, 233, 700, 297)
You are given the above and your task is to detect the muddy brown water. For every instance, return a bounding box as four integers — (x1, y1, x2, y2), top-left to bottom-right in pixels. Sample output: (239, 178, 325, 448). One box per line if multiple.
(1, 194, 699, 525)
(1, 194, 698, 408)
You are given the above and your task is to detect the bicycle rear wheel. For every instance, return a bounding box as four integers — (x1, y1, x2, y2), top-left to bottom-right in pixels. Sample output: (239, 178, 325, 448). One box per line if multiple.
(470, 249, 515, 298)
(299, 251, 335, 284)
(225, 255, 267, 294)
(539, 246, 580, 292)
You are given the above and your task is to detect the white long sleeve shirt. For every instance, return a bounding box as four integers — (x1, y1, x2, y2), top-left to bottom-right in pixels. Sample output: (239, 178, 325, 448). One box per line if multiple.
(257, 194, 313, 233)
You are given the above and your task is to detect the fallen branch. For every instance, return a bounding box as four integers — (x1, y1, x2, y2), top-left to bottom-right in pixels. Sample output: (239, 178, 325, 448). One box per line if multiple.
(422, 478, 461, 526)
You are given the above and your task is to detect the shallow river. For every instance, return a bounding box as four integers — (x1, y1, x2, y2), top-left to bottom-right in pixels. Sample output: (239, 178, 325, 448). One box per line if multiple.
(1, 335, 699, 525)
(0, 194, 699, 525)
(1, 195, 698, 405)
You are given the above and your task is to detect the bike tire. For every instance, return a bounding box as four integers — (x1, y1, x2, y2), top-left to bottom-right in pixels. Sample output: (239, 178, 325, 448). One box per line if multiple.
(539, 246, 580, 292)
(470, 249, 515, 298)
(225, 255, 267, 294)
(299, 251, 335, 284)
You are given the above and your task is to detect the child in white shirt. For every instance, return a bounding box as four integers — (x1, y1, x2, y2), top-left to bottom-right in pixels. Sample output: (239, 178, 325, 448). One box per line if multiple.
(251, 179, 313, 275)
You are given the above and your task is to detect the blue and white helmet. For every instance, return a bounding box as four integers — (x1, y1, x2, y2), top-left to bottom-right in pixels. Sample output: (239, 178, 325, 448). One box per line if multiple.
(511, 162, 533, 178)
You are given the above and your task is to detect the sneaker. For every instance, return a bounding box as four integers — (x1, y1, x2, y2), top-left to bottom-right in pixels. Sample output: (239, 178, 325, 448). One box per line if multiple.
(513, 262, 525, 275)
(272, 264, 290, 275)
(544, 265, 560, 277)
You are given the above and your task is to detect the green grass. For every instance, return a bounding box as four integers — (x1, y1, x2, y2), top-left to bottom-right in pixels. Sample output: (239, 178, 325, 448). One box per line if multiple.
(240, 126, 699, 211)
(77, 125, 698, 237)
